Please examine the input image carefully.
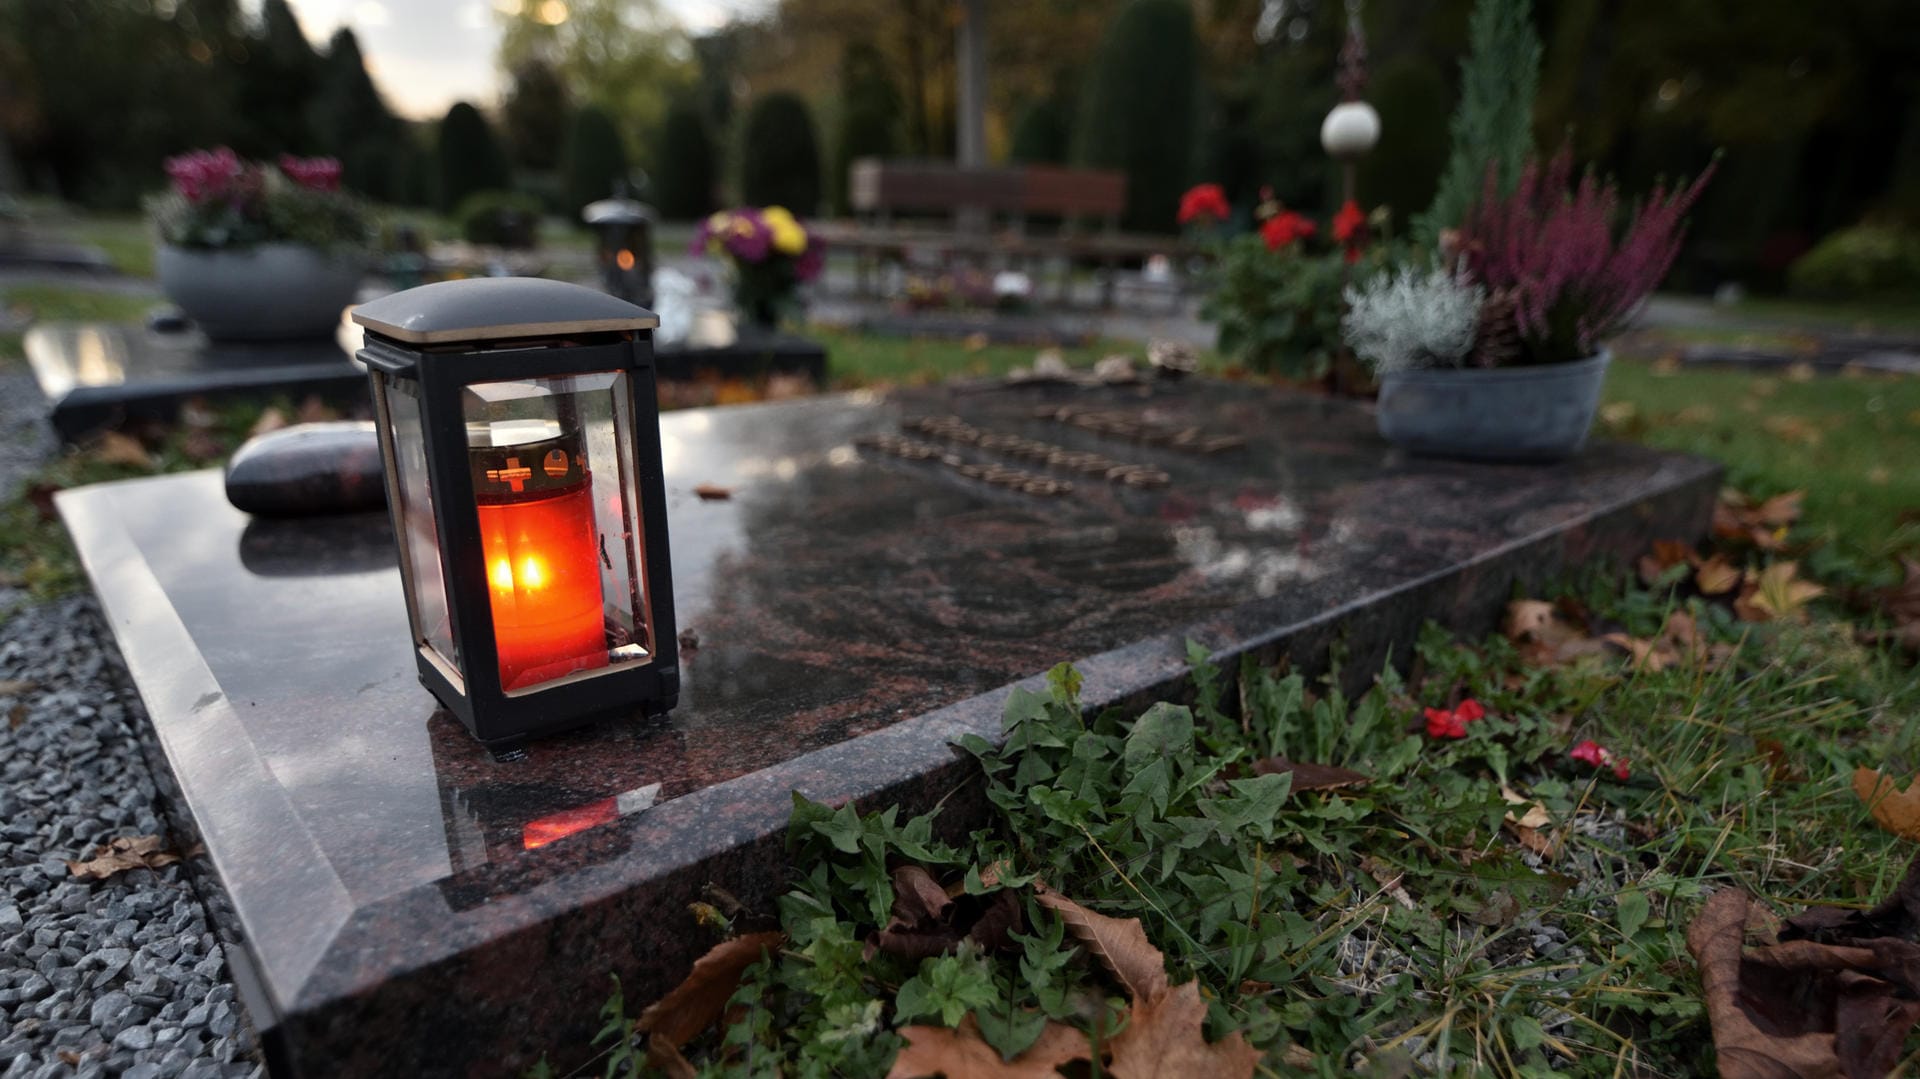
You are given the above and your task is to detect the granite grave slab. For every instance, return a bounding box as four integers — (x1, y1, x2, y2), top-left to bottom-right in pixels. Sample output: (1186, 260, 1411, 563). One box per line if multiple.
(57, 379, 1720, 1076)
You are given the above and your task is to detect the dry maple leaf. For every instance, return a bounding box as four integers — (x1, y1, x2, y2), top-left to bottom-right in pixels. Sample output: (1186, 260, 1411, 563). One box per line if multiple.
(1106, 981, 1261, 1079)
(66, 835, 183, 881)
(635, 931, 785, 1049)
(249, 407, 289, 439)
(1694, 556, 1741, 596)
(1033, 889, 1168, 1003)
(1501, 786, 1551, 830)
(1503, 599, 1609, 667)
(692, 483, 734, 501)
(888, 1017, 1092, 1079)
(1735, 561, 1826, 623)
(1687, 890, 1842, 1079)
(1247, 758, 1369, 792)
(1853, 768, 1920, 842)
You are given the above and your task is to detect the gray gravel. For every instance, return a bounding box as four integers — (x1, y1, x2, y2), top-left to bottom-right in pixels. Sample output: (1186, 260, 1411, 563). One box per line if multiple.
(2, 364, 263, 1076)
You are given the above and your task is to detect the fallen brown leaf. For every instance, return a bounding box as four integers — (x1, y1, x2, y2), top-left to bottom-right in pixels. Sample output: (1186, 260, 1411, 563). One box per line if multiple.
(1501, 786, 1551, 830)
(66, 835, 182, 880)
(1854, 768, 1920, 842)
(1692, 869, 1920, 1079)
(870, 865, 1023, 960)
(90, 431, 152, 470)
(1247, 757, 1369, 792)
(1695, 556, 1741, 596)
(692, 483, 733, 501)
(180, 430, 225, 464)
(1358, 856, 1415, 910)
(1715, 489, 1804, 551)
(1735, 561, 1825, 623)
(1504, 599, 1610, 667)
(635, 931, 785, 1050)
(1106, 980, 1262, 1079)
(1034, 889, 1168, 1003)
(888, 1016, 1092, 1079)
(1638, 539, 1697, 587)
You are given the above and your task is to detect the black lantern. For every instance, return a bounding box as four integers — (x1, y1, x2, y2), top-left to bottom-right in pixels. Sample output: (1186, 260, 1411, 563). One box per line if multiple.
(582, 196, 656, 309)
(351, 277, 678, 751)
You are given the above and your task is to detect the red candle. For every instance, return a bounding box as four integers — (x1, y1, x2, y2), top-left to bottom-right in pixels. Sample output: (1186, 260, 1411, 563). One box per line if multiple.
(471, 424, 608, 692)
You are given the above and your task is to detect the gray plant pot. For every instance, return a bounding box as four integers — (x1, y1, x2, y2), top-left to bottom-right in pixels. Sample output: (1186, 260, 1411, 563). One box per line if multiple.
(157, 242, 365, 341)
(1375, 350, 1612, 462)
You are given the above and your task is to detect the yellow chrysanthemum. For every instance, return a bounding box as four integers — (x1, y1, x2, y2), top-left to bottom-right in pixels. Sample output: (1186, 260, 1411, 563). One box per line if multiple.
(761, 205, 808, 256)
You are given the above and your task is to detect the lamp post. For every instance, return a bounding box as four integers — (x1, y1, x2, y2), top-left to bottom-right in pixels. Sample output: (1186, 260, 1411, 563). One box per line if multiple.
(1320, 0, 1380, 205)
(352, 277, 678, 752)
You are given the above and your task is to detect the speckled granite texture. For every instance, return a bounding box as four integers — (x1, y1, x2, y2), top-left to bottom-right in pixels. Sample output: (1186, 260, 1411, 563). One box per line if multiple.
(56, 379, 1720, 1077)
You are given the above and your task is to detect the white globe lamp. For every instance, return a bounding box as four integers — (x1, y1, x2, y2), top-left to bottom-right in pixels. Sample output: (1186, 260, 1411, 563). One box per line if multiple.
(1320, 101, 1381, 161)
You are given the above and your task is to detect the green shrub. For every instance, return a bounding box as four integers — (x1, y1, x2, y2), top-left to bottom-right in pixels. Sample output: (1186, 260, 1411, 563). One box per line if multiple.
(562, 106, 630, 220)
(652, 100, 717, 221)
(455, 190, 543, 248)
(1204, 234, 1403, 379)
(1010, 98, 1072, 165)
(1787, 224, 1920, 298)
(1074, 0, 1200, 233)
(435, 102, 512, 213)
(740, 92, 823, 214)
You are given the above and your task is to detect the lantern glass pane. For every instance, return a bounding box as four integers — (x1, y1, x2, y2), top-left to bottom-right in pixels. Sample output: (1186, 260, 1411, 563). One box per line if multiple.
(379, 375, 461, 677)
(462, 372, 654, 696)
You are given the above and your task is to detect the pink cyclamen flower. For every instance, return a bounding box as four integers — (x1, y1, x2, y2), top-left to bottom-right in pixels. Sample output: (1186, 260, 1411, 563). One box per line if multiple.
(1424, 698, 1485, 740)
(164, 147, 245, 204)
(278, 154, 343, 192)
(1571, 739, 1630, 780)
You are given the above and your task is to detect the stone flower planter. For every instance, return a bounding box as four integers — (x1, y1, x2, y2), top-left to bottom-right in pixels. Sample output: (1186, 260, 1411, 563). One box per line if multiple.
(1375, 350, 1612, 463)
(157, 243, 364, 341)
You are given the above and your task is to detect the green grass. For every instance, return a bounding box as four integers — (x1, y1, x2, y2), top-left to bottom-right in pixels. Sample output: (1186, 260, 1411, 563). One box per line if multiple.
(61, 212, 155, 277)
(1603, 358, 1920, 560)
(809, 325, 1145, 386)
(0, 283, 160, 368)
(1729, 294, 1920, 334)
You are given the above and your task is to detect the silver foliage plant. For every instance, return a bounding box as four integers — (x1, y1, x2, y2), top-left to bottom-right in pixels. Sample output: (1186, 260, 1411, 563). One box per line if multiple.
(1342, 265, 1485, 374)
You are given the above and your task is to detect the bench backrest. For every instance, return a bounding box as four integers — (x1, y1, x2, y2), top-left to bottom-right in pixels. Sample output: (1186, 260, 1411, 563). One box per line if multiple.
(849, 158, 1126, 227)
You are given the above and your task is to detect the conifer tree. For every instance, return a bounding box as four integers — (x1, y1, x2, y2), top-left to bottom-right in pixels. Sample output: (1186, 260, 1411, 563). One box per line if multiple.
(1416, 0, 1540, 245)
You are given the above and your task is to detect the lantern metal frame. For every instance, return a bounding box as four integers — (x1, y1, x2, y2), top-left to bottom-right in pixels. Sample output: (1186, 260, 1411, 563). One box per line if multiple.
(352, 278, 678, 750)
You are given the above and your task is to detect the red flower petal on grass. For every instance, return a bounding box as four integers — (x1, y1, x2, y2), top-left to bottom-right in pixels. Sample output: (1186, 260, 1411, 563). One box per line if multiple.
(1572, 739, 1630, 779)
(1424, 707, 1468, 739)
(1454, 699, 1486, 723)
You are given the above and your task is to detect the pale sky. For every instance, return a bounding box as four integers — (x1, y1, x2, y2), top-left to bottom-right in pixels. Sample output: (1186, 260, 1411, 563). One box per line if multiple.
(279, 0, 767, 120)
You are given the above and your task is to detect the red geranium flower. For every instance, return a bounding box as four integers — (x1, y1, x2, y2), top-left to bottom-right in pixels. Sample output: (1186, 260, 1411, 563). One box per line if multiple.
(1177, 183, 1231, 226)
(1260, 211, 1317, 251)
(1571, 739, 1630, 780)
(1332, 199, 1366, 245)
(1424, 698, 1486, 740)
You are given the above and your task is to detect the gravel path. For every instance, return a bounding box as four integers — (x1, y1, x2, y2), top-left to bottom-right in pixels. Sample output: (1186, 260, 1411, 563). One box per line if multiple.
(1, 367, 262, 1077)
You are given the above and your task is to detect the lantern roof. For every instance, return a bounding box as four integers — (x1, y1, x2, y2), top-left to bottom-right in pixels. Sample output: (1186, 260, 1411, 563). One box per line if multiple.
(582, 198, 655, 226)
(351, 277, 659, 345)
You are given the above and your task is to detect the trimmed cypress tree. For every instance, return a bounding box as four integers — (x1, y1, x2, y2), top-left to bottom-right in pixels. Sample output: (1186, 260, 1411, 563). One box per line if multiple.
(561, 106, 630, 218)
(1010, 98, 1072, 165)
(1416, 0, 1541, 244)
(435, 102, 512, 213)
(653, 100, 716, 220)
(1073, 0, 1200, 233)
(832, 40, 900, 213)
(739, 93, 822, 214)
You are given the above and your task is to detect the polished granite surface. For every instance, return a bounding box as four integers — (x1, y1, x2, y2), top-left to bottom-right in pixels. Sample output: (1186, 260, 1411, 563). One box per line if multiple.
(58, 379, 1720, 1076)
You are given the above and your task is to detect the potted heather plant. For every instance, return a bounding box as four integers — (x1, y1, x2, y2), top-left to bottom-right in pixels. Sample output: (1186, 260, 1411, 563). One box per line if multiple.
(149, 148, 373, 340)
(1345, 147, 1714, 461)
(691, 206, 824, 328)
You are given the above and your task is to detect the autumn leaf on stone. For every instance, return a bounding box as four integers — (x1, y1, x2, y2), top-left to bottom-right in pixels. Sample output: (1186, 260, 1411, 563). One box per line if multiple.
(1734, 561, 1825, 623)
(635, 931, 784, 1050)
(1853, 768, 1920, 842)
(1106, 980, 1262, 1079)
(1033, 888, 1168, 1003)
(66, 835, 183, 880)
(888, 1016, 1092, 1079)
(692, 483, 734, 501)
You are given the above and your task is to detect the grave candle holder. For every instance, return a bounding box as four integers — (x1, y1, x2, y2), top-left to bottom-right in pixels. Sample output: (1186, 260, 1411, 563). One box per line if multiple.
(352, 277, 678, 751)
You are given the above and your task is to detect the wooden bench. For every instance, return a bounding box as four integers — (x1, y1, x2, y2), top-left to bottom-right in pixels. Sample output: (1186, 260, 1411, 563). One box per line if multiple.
(811, 159, 1200, 309)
